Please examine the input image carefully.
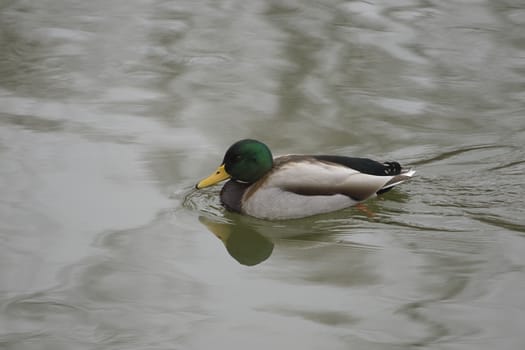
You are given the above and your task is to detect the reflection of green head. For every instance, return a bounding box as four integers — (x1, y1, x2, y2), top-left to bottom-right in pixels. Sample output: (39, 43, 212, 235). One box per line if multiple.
(199, 216, 274, 266)
(225, 228, 274, 266)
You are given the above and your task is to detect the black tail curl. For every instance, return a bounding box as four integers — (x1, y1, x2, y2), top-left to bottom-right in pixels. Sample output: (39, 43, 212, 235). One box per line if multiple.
(382, 161, 402, 175)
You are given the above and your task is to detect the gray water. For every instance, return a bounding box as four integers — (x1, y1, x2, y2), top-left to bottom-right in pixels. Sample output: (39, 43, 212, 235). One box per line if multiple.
(1, 0, 525, 349)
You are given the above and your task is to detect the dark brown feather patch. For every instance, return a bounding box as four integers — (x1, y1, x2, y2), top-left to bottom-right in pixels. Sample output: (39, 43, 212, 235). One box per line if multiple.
(220, 181, 250, 213)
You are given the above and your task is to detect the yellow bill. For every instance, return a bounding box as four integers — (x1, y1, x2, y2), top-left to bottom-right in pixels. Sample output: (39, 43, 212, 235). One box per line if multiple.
(196, 164, 231, 189)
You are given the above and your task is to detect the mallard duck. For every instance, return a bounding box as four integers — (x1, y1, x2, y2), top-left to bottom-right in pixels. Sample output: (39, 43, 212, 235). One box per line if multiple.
(196, 139, 415, 220)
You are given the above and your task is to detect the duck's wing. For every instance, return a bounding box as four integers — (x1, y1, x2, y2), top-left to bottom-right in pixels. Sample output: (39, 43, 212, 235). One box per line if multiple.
(312, 155, 415, 194)
(312, 155, 402, 175)
(262, 156, 414, 201)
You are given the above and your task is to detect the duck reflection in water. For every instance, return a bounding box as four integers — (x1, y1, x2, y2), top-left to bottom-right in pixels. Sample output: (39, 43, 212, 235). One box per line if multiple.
(199, 216, 274, 266)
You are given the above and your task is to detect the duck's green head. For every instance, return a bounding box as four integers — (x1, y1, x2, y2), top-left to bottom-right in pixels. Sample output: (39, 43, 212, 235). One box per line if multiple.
(196, 139, 273, 189)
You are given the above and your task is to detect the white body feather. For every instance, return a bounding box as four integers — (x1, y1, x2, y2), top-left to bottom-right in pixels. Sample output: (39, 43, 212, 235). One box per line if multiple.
(241, 161, 412, 220)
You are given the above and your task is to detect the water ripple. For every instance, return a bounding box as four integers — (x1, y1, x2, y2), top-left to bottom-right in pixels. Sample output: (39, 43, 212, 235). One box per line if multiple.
(410, 144, 516, 167)
(468, 214, 525, 235)
(181, 186, 225, 218)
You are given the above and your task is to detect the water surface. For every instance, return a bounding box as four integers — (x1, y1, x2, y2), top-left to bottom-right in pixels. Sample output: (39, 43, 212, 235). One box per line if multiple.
(1, 0, 525, 349)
